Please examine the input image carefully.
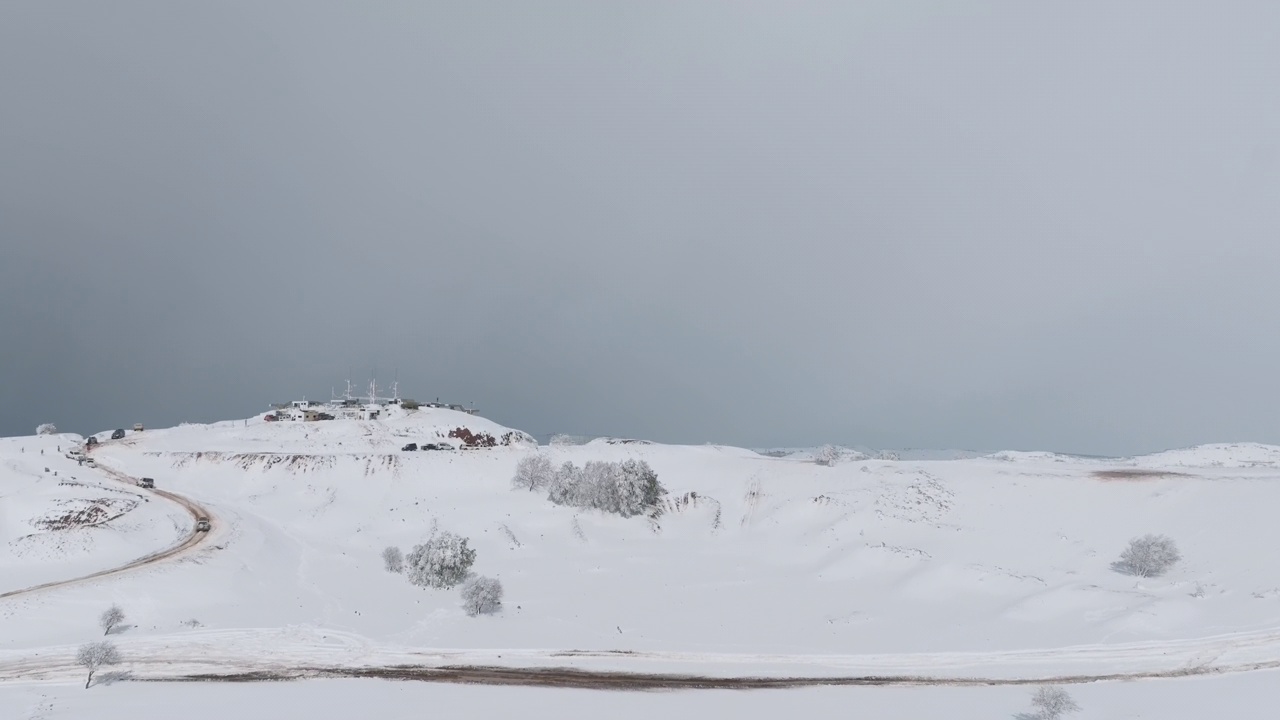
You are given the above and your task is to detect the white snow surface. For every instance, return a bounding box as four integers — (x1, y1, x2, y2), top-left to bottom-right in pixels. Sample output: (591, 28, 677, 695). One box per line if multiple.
(5, 413, 1280, 716)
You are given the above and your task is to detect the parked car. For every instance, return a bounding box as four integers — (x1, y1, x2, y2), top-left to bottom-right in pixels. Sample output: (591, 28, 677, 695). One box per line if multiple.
(138, 477, 155, 489)
(86, 436, 99, 446)
(194, 517, 211, 532)
(401, 443, 418, 452)
(110, 429, 126, 440)
(133, 423, 144, 432)
(422, 443, 452, 451)
(263, 414, 278, 422)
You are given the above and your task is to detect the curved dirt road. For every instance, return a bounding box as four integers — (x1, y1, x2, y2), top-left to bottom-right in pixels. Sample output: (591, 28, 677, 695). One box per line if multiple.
(0, 460, 214, 601)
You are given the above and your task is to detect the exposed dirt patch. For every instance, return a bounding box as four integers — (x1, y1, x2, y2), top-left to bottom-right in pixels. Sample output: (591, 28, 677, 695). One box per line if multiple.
(446, 428, 532, 448)
(137, 659, 1280, 690)
(1093, 469, 1195, 481)
(32, 498, 139, 531)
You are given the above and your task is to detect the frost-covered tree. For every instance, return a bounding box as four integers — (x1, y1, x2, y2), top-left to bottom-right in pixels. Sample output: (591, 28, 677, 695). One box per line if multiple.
(99, 605, 125, 636)
(512, 455, 554, 492)
(382, 546, 404, 573)
(460, 575, 504, 616)
(76, 641, 121, 689)
(1114, 534, 1181, 577)
(816, 444, 840, 466)
(1028, 685, 1080, 720)
(405, 531, 476, 589)
(615, 459, 665, 517)
(546, 461, 581, 506)
(36, 423, 57, 435)
(581, 460, 622, 513)
(544, 459, 665, 517)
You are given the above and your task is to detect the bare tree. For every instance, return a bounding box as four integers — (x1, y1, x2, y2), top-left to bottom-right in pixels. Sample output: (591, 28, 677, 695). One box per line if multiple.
(512, 455, 554, 492)
(1028, 685, 1080, 720)
(382, 546, 404, 573)
(461, 576, 504, 616)
(99, 605, 125, 636)
(76, 641, 121, 689)
(1114, 534, 1181, 577)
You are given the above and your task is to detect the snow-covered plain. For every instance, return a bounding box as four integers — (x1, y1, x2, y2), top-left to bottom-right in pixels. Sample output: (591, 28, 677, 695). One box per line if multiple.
(4, 407, 1280, 717)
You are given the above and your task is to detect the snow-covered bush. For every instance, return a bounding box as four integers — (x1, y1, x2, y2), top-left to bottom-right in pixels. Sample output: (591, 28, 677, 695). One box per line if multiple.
(1114, 534, 1181, 577)
(543, 459, 664, 517)
(615, 459, 665, 516)
(546, 461, 582, 506)
(1028, 685, 1080, 720)
(382, 546, 404, 573)
(36, 423, 57, 435)
(405, 531, 476, 589)
(76, 641, 120, 689)
(512, 455, 554, 492)
(460, 575, 504, 616)
(816, 444, 840, 466)
(99, 605, 125, 636)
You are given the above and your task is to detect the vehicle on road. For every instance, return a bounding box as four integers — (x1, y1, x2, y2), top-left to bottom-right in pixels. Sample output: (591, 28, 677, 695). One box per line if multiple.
(110, 429, 126, 440)
(401, 443, 417, 451)
(85, 436, 99, 447)
(138, 477, 155, 489)
(133, 423, 144, 432)
(194, 517, 211, 532)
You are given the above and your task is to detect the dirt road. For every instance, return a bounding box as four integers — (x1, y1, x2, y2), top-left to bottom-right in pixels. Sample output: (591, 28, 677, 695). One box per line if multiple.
(0, 461, 214, 600)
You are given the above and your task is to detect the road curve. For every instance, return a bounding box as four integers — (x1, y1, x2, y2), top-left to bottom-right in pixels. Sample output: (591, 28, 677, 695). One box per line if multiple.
(0, 460, 214, 601)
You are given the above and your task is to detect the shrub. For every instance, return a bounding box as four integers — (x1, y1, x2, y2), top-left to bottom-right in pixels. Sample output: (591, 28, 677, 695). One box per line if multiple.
(36, 423, 57, 435)
(1029, 685, 1080, 720)
(460, 576, 504, 616)
(1114, 534, 1181, 577)
(405, 531, 476, 589)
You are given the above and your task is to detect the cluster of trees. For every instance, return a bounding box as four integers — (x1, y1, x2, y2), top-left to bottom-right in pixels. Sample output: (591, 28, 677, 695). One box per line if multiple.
(513, 456, 665, 518)
(383, 530, 503, 616)
(75, 605, 128, 689)
(36, 423, 57, 435)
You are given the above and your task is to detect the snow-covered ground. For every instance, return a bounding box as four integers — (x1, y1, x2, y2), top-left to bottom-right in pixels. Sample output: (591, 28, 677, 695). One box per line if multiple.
(4, 670, 1280, 720)
(4, 408, 1280, 716)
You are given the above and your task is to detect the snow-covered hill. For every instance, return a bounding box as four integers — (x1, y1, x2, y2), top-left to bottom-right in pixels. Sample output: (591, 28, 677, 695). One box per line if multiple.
(5, 413, 1280, 717)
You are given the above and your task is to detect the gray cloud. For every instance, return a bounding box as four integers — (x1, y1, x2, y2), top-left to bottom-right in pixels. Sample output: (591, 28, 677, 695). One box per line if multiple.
(2, 2, 1278, 455)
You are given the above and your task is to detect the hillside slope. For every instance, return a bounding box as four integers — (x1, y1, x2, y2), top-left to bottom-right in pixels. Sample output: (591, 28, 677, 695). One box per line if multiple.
(4, 415, 1280, 691)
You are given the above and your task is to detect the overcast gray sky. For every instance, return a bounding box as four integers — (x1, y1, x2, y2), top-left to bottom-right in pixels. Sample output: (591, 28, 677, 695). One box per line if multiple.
(2, 2, 1278, 455)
